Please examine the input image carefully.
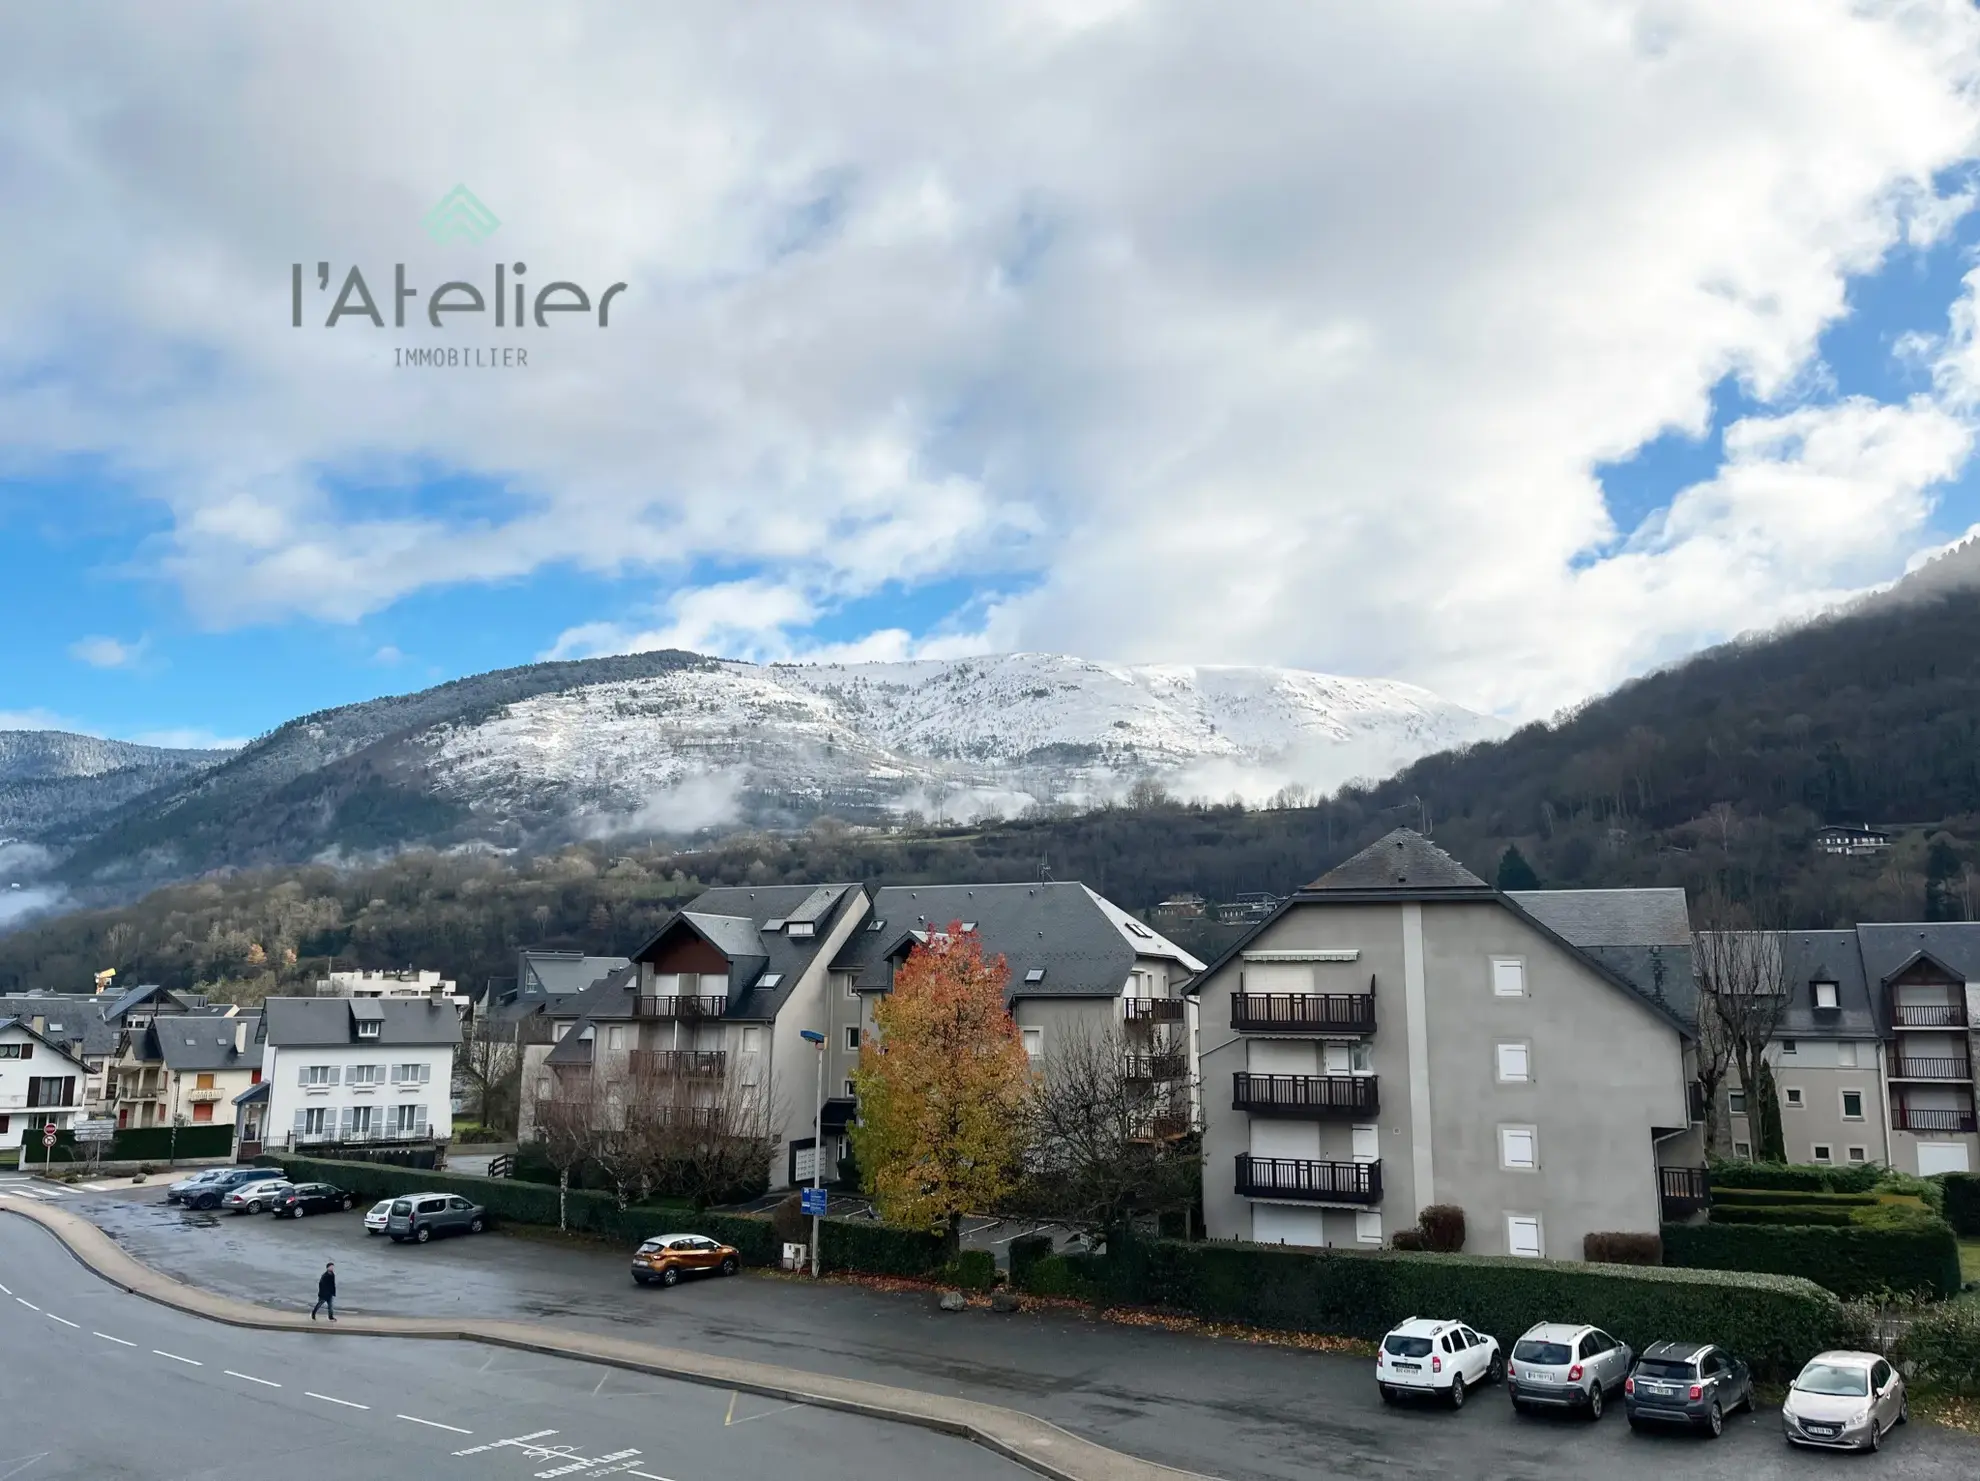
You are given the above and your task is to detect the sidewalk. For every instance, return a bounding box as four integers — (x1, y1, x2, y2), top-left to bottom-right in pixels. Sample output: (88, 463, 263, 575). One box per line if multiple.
(0, 1197, 1208, 1481)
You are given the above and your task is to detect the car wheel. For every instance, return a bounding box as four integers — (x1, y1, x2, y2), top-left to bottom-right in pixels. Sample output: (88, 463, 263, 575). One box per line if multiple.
(633, 1273, 652, 1287)
(1627, 1414, 1642, 1433)
(366, 1228, 378, 1236)
(1486, 1351, 1504, 1385)
(341, 1196, 352, 1211)
(660, 1265, 681, 1288)
(389, 1233, 404, 1243)
(1379, 1385, 1396, 1405)
(1587, 1383, 1604, 1421)
(720, 1255, 739, 1276)
(1448, 1375, 1466, 1410)
(1868, 1419, 1882, 1453)
(415, 1225, 431, 1244)
(468, 1217, 484, 1234)
(1704, 1401, 1723, 1438)
(1897, 1396, 1908, 1426)
(1511, 1398, 1530, 1416)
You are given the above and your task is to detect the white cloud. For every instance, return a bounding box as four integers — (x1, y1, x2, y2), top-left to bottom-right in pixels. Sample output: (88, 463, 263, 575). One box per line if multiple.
(67, 635, 147, 669)
(125, 727, 247, 751)
(0, 708, 80, 733)
(2, 2, 1979, 719)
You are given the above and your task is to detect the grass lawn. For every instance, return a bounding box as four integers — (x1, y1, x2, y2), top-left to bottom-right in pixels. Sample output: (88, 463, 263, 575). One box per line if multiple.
(1962, 1238, 1980, 1286)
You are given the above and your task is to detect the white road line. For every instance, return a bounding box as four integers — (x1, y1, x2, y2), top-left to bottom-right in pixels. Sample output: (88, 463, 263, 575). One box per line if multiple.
(0, 1281, 11, 1295)
(94, 1332, 136, 1346)
(225, 1371, 281, 1388)
(305, 1392, 368, 1409)
(397, 1415, 471, 1434)
(628, 1471, 678, 1481)
(15, 1298, 38, 1311)
(153, 1350, 201, 1366)
(46, 1314, 79, 1329)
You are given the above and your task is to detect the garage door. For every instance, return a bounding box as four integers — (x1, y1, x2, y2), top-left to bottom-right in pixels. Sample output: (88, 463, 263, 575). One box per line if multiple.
(1916, 1141, 1971, 1176)
(1253, 1205, 1328, 1248)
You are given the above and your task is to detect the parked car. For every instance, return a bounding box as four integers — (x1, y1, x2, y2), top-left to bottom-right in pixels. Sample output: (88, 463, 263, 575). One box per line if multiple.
(1625, 1341, 1753, 1437)
(271, 1182, 353, 1218)
(163, 1168, 232, 1205)
(363, 1199, 394, 1235)
(1376, 1317, 1503, 1408)
(177, 1166, 289, 1211)
(221, 1180, 294, 1214)
(386, 1192, 486, 1243)
(1508, 1323, 1633, 1419)
(631, 1233, 741, 1288)
(1783, 1351, 1907, 1452)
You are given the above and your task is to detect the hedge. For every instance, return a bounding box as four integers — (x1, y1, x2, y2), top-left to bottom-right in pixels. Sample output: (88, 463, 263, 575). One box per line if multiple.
(1707, 1159, 1881, 1194)
(1664, 1212, 1962, 1300)
(1709, 1204, 1859, 1228)
(1710, 1187, 1879, 1208)
(1583, 1232, 1662, 1265)
(1011, 1236, 1839, 1380)
(38, 1124, 235, 1164)
(1009, 1233, 1054, 1289)
(938, 1250, 996, 1292)
(1900, 1302, 1980, 1396)
(818, 1219, 946, 1278)
(1945, 1174, 1980, 1238)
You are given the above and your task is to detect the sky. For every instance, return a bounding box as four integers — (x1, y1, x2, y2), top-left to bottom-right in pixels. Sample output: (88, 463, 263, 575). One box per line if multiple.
(4, 1, 1980, 753)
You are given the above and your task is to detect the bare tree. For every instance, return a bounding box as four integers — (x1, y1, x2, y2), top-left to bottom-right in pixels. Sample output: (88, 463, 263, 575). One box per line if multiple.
(1693, 987, 1737, 1157)
(531, 1070, 602, 1232)
(1011, 1024, 1201, 1240)
(458, 1023, 522, 1133)
(1692, 892, 1791, 1162)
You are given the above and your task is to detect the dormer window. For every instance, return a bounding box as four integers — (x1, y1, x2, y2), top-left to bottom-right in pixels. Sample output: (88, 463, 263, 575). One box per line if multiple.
(1813, 981, 1839, 1010)
(786, 921, 815, 939)
(357, 1021, 381, 1038)
(867, 918, 885, 932)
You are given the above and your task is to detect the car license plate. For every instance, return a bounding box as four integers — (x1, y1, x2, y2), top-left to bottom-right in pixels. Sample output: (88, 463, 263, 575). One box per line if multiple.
(1805, 1424, 1837, 1437)
(1394, 1362, 1419, 1372)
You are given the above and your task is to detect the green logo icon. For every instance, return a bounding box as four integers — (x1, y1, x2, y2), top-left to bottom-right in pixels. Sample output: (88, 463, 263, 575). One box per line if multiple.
(423, 185, 500, 245)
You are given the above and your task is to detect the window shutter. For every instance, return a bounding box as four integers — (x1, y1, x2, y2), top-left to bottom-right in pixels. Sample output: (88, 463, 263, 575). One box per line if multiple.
(420, 1063, 431, 1084)
(298, 1063, 309, 1086)
(293, 1109, 307, 1135)
(340, 1106, 355, 1138)
(413, 1103, 427, 1136)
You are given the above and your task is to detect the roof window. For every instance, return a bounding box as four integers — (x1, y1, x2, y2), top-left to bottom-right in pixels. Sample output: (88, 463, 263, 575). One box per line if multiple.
(764, 919, 787, 932)
(1813, 980, 1840, 1010)
(1024, 968, 1046, 984)
(866, 918, 885, 932)
(787, 921, 816, 938)
(357, 1021, 381, 1038)
(961, 922, 977, 932)
(759, 973, 784, 989)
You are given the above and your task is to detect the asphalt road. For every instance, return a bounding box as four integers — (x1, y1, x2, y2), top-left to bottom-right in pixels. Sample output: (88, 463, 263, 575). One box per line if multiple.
(0, 1210, 1027, 1481)
(18, 1176, 1980, 1481)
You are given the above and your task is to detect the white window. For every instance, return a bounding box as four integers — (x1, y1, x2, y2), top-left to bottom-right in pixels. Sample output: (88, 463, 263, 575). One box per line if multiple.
(1814, 981, 1839, 1010)
(1506, 1215, 1543, 1258)
(1022, 1027, 1044, 1060)
(844, 1079, 857, 1098)
(740, 1027, 761, 1054)
(1847, 1146, 1867, 1163)
(1838, 1041, 1858, 1068)
(845, 1026, 861, 1053)
(1812, 1144, 1833, 1164)
(395, 1102, 423, 1134)
(349, 1105, 374, 1137)
(1732, 1140, 1752, 1158)
(1498, 1125, 1538, 1170)
(553, 1022, 571, 1042)
(844, 977, 858, 1001)
(1348, 1042, 1373, 1074)
(606, 1025, 627, 1051)
(1729, 1090, 1747, 1115)
(1780, 1039, 1797, 1055)
(302, 1064, 337, 1088)
(786, 921, 815, 938)
(1785, 1087, 1804, 1108)
(1355, 1211, 1382, 1246)
(393, 1063, 431, 1085)
(1495, 1043, 1530, 1083)
(356, 1021, 380, 1039)
(301, 1106, 327, 1137)
(346, 1064, 382, 1087)
(1491, 958, 1527, 998)
(1841, 1090, 1864, 1121)
(536, 1077, 551, 1101)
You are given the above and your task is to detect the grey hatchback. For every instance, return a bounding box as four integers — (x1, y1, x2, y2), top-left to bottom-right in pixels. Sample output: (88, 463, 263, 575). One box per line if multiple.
(386, 1192, 486, 1243)
(1626, 1342, 1753, 1437)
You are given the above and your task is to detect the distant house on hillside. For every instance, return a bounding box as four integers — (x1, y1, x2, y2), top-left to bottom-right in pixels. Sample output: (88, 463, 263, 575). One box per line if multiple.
(1155, 893, 1207, 920)
(1215, 892, 1283, 925)
(1815, 826, 1891, 857)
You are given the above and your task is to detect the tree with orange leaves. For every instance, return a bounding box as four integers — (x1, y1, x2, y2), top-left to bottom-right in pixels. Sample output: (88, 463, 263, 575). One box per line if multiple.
(849, 923, 1032, 1251)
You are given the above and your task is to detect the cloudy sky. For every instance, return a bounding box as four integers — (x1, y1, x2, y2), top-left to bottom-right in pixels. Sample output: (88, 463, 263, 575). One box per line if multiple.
(3, 0, 1980, 750)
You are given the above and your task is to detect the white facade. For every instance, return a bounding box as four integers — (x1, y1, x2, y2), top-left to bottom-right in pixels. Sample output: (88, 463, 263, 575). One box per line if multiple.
(262, 1039, 455, 1150)
(0, 1021, 88, 1152)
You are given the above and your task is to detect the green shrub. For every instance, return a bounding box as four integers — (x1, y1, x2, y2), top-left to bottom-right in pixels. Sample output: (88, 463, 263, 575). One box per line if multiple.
(1664, 1210, 1962, 1299)
(1899, 1301, 1980, 1396)
(695, 1211, 783, 1266)
(1417, 1205, 1466, 1253)
(1874, 1172, 1945, 1216)
(1389, 1228, 1426, 1250)
(1709, 1204, 1861, 1228)
(1583, 1232, 1662, 1265)
(938, 1250, 996, 1292)
(1708, 1159, 1880, 1194)
(1944, 1173, 1980, 1238)
(1009, 1233, 1054, 1288)
(1711, 1187, 1879, 1208)
(821, 1219, 946, 1277)
(1015, 1252, 1108, 1301)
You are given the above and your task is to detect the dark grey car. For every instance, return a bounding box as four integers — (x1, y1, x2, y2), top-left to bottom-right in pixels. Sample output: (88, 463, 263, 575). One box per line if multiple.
(1626, 1342, 1754, 1437)
(386, 1192, 486, 1243)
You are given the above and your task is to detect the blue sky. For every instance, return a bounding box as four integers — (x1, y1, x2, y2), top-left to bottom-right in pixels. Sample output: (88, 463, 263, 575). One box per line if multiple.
(4, 4, 1980, 747)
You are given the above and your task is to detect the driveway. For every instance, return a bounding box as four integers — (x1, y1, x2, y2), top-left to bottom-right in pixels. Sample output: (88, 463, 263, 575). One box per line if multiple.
(22, 1177, 1980, 1481)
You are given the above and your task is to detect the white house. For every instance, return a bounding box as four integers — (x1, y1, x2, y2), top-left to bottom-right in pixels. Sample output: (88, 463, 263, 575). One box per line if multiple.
(241, 996, 460, 1158)
(0, 1017, 91, 1155)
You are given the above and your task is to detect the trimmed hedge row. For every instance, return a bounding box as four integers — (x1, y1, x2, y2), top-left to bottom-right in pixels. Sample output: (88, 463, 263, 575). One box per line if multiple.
(1711, 1187, 1879, 1208)
(1946, 1174, 1980, 1238)
(1010, 1237, 1840, 1380)
(1664, 1214, 1962, 1300)
(1709, 1204, 1858, 1228)
(1707, 1159, 1881, 1194)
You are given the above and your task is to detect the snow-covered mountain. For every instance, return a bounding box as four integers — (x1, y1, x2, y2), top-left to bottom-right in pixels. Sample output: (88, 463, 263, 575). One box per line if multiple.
(0, 730, 230, 839)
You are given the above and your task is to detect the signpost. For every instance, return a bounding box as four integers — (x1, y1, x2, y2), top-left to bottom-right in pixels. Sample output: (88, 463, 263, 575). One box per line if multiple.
(72, 1119, 115, 1142)
(40, 1124, 56, 1148)
(800, 1187, 827, 1217)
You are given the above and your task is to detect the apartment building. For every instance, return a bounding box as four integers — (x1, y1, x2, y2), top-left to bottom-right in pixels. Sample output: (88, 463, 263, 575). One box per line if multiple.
(0, 994, 120, 1113)
(108, 1011, 261, 1131)
(238, 996, 460, 1158)
(827, 882, 1207, 1146)
(1723, 924, 1980, 1176)
(519, 884, 866, 1189)
(0, 1017, 91, 1153)
(1191, 830, 1700, 1258)
(316, 967, 470, 1013)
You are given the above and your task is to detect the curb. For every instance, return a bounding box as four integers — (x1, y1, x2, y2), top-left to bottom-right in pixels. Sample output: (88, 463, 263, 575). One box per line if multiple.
(0, 1201, 1214, 1481)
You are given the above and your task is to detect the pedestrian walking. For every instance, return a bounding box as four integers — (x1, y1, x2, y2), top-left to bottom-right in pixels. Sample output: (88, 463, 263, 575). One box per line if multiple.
(312, 1260, 336, 1321)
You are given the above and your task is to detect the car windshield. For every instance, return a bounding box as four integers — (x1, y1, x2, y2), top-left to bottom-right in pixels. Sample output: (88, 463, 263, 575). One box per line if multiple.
(1635, 1360, 1697, 1380)
(1514, 1340, 1572, 1365)
(638, 1239, 664, 1253)
(1796, 1363, 1870, 1397)
(1383, 1335, 1434, 1358)
(391, 1200, 411, 1214)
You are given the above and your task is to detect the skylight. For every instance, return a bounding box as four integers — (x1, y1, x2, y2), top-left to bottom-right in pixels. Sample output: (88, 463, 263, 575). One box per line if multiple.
(764, 918, 787, 931)
(1024, 968, 1046, 983)
(867, 918, 885, 932)
(759, 973, 784, 988)
(961, 921, 977, 932)
(786, 921, 816, 938)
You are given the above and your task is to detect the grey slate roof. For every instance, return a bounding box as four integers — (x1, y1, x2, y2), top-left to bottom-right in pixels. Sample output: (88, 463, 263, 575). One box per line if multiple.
(0, 1017, 92, 1071)
(0, 995, 119, 1060)
(1307, 830, 1489, 891)
(1509, 889, 1692, 947)
(103, 982, 199, 1022)
(1855, 923, 1980, 992)
(143, 1014, 263, 1072)
(519, 950, 631, 999)
(260, 997, 461, 1048)
(1775, 930, 1881, 1040)
(828, 882, 1201, 1003)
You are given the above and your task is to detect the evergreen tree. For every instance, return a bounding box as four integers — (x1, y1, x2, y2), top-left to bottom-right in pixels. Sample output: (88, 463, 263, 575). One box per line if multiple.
(1494, 843, 1541, 892)
(1925, 834, 1963, 922)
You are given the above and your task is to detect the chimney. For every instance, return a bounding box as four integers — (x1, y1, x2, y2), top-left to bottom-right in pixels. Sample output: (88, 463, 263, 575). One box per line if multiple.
(234, 1020, 247, 1054)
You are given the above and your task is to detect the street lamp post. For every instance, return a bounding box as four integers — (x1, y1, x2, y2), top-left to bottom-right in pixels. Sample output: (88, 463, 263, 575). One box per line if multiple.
(799, 1029, 826, 1277)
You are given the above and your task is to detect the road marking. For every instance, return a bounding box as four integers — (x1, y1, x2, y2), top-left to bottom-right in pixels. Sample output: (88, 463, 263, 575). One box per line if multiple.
(305, 1392, 368, 1409)
(592, 1371, 610, 1395)
(94, 1332, 136, 1346)
(226, 1370, 281, 1388)
(628, 1471, 677, 1481)
(14, 1298, 37, 1311)
(0, 1282, 10, 1295)
(398, 1415, 471, 1434)
(453, 1430, 557, 1456)
(153, 1349, 201, 1365)
(723, 1392, 799, 1427)
(46, 1313, 79, 1328)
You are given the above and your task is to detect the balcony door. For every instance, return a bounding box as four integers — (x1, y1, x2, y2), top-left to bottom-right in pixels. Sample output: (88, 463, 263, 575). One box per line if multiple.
(1917, 1141, 1971, 1175)
(1252, 1203, 1327, 1248)
(1248, 1041, 1316, 1075)
(1249, 1118, 1320, 1161)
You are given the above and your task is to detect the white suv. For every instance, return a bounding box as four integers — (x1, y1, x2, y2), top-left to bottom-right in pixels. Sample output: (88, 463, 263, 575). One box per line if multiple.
(1377, 1318, 1504, 1408)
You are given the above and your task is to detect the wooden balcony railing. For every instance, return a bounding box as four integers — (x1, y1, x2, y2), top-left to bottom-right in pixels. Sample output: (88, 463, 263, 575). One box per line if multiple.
(1892, 1105, 1979, 1133)
(628, 1049, 728, 1080)
(1123, 997, 1186, 1024)
(1658, 1165, 1711, 1220)
(1234, 1155, 1381, 1205)
(1124, 1053, 1189, 1083)
(1890, 1056, 1972, 1081)
(1232, 1073, 1379, 1118)
(1230, 992, 1376, 1035)
(634, 995, 727, 1020)
(1893, 1003, 1969, 1029)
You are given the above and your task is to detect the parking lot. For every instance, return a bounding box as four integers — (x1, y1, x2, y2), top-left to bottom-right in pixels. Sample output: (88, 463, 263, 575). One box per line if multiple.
(18, 1174, 1980, 1481)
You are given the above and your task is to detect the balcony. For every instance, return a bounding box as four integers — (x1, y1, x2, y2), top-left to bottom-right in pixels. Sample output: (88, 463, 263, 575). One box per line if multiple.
(185, 1088, 225, 1103)
(634, 994, 727, 1020)
(1889, 1056, 1972, 1081)
(628, 1049, 728, 1080)
(1130, 1112, 1194, 1142)
(1123, 997, 1186, 1025)
(1230, 992, 1375, 1036)
(1234, 1155, 1382, 1205)
(1232, 1073, 1379, 1118)
(1659, 1165, 1711, 1221)
(1892, 1104, 1978, 1134)
(1893, 1003, 1969, 1030)
(1124, 1053, 1189, 1083)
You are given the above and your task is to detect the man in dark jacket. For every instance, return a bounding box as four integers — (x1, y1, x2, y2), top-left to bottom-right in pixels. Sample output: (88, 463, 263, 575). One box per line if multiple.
(312, 1260, 336, 1321)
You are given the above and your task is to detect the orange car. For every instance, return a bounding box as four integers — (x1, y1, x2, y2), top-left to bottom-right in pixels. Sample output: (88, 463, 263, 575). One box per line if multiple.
(631, 1232, 741, 1287)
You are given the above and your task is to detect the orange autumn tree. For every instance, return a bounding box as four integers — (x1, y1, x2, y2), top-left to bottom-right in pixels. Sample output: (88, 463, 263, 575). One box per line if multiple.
(849, 924, 1032, 1251)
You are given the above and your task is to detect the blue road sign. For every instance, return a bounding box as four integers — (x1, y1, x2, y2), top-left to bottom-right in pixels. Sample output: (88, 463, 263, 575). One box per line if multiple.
(801, 1188, 827, 1216)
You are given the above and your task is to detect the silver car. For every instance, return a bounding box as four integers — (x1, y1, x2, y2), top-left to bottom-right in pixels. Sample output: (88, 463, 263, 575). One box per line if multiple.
(1508, 1323, 1633, 1420)
(221, 1180, 292, 1214)
(386, 1192, 486, 1243)
(1783, 1351, 1907, 1452)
